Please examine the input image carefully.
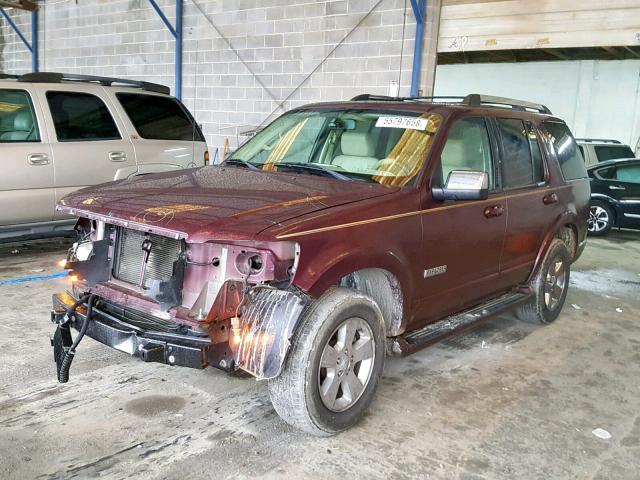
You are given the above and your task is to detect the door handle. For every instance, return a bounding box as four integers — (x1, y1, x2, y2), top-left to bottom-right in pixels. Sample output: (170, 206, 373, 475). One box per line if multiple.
(109, 151, 127, 162)
(483, 204, 504, 218)
(28, 153, 50, 165)
(609, 185, 626, 191)
(543, 193, 558, 205)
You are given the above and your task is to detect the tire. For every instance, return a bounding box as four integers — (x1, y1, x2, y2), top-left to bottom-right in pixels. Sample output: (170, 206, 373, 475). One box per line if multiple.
(268, 287, 385, 436)
(516, 239, 571, 325)
(588, 201, 614, 236)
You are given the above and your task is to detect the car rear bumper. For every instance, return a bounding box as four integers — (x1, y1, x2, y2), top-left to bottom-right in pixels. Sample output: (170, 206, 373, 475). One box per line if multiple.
(51, 292, 214, 370)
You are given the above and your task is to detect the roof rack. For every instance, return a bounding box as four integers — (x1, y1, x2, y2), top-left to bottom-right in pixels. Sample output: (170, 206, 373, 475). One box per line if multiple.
(350, 93, 552, 114)
(0, 73, 19, 79)
(575, 138, 622, 144)
(16, 72, 171, 95)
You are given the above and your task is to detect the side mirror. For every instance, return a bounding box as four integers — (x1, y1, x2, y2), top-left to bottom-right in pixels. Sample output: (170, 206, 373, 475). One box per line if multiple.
(432, 170, 489, 201)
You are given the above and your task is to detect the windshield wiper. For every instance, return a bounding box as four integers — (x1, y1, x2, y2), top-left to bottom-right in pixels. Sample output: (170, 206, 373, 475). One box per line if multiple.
(224, 158, 260, 171)
(275, 162, 350, 181)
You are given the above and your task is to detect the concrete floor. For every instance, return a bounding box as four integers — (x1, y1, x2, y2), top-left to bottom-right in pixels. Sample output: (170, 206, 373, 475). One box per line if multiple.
(0, 232, 639, 480)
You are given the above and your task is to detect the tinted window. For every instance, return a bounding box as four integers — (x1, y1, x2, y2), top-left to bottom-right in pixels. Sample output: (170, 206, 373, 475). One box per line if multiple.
(527, 122, 545, 183)
(0, 89, 40, 142)
(439, 117, 494, 188)
(543, 122, 587, 180)
(497, 118, 536, 188)
(116, 93, 204, 142)
(46, 91, 120, 141)
(615, 165, 640, 183)
(595, 166, 616, 179)
(594, 145, 635, 162)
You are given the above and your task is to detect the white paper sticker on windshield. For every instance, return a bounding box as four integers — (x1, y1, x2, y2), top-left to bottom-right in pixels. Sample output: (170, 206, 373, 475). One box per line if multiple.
(376, 116, 430, 131)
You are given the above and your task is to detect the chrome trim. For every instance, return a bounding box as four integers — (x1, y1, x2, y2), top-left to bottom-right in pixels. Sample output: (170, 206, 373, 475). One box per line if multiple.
(621, 199, 640, 205)
(624, 213, 640, 219)
(56, 205, 187, 240)
(590, 193, 619, 204)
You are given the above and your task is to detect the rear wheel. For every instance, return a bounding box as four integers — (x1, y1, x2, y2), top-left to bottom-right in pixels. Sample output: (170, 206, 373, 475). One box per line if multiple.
(516, 239, 571, 324)
(588, 201, 614, 236)
(268, 287, 385, 436)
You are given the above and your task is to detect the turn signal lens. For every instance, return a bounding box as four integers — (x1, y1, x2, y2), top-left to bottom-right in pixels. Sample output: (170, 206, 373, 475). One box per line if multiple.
(68, 274, 79, 284)
(58, 259, 67, 268)
(204, 150, 210, 165)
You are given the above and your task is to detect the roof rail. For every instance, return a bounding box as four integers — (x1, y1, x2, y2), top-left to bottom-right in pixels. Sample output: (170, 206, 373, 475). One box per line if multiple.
(575, 138, 622, 144)
(0, 73, 19, 79)
(17, 72, 171, 95)
(350, 93, 552, 114)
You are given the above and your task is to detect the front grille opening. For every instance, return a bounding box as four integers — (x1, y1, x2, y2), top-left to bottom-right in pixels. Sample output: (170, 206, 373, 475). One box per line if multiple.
(113, 228, 182, 288)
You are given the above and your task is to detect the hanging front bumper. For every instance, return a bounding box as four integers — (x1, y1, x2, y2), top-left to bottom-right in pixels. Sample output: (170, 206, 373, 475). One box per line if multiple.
(51, 292, 214, 370)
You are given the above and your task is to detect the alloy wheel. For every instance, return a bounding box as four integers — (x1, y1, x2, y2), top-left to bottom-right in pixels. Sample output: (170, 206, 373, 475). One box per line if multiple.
(318, 317, 375, 412)
(544, 256, 566, 311)
(588, 205, 609, 233)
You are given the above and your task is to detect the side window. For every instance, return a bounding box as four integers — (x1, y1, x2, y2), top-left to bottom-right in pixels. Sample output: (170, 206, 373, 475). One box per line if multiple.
(595, 167, 616, 179)
(116, 93, 204, 142)
(0, 89, 40, 142)
(543, 122, 587, 180)
(497, 118, 537, 188)
(46, 91, 121, 142)
(594, 145, 635, 162)
(439, 117, 494, 188)
(577, 145, 585, 161)
(615, 165, 640, 184)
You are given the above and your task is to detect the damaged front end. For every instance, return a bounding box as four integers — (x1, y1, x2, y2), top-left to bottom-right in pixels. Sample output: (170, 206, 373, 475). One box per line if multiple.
(51, 217, 310, 382)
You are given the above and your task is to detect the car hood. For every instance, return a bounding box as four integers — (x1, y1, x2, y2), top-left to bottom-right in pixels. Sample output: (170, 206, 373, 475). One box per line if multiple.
(59, 166, 398, 242)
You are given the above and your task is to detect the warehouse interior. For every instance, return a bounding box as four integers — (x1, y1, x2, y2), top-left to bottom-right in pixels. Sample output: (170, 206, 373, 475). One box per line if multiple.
(1, 1, 640, 479)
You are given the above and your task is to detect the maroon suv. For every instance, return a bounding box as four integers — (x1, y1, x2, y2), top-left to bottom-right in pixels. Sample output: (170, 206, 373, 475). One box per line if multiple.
(51, 94, 589, 435)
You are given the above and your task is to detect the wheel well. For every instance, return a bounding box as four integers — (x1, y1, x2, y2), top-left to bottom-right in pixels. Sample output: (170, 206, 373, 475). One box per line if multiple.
(555, 224, 577, 260)
(340, 269, 403, 337)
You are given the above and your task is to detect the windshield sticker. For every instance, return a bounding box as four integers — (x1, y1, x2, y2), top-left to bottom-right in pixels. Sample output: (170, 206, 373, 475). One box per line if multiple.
(376, 116, 432, 131)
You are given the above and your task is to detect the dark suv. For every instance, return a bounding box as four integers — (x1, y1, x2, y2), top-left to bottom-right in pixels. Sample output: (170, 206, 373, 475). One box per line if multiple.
(50, 94, 590, 435)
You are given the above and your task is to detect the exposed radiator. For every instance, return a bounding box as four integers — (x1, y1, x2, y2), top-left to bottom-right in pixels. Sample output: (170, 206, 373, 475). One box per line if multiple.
(113, 228, 182, 288)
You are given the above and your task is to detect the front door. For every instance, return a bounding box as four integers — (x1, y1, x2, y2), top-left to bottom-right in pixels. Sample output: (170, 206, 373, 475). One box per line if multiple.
(416, 116, 506, 325)
(0, 87, 54, 227)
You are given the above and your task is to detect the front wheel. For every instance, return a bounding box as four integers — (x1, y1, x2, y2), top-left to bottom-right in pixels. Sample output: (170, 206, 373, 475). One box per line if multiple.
(516, 239, 571, 325)
(268, 287, 385, 436)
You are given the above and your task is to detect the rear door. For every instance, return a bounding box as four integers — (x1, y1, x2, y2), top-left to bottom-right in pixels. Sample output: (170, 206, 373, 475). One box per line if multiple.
(493, 117, 553, 287)
(35, 85, 136, 219)
(110, 91, 207, 172)
(0, 86, 54, 226)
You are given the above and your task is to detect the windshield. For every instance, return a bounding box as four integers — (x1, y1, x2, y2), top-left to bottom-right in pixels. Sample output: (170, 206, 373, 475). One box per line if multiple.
(228, 109, 442, 186)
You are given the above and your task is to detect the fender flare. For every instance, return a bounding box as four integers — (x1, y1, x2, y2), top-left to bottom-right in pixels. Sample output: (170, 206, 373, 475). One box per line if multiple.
(527, 210, 579, 283)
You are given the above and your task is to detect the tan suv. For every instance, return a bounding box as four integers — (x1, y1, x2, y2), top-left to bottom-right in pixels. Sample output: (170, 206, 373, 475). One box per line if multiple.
(0, 72, 208, 240)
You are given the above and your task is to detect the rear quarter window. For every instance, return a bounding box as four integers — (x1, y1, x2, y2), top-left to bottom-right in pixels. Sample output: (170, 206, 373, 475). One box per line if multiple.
(116, 93, 204, 142)
(543, 122, 587, 181)
(594, 145, 635, 162)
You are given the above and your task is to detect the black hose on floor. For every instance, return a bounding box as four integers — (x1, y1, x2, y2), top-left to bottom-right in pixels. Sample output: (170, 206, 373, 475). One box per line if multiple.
(58, 294, 95, 383)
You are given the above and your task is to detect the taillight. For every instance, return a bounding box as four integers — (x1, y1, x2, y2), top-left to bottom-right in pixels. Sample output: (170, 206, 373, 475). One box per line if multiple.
(204, 150, 210, 165)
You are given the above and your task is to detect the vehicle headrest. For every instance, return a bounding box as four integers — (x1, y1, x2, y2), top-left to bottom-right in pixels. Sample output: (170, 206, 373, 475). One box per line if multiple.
(340, 131, 376, 157)
(13, 110, 32, 131)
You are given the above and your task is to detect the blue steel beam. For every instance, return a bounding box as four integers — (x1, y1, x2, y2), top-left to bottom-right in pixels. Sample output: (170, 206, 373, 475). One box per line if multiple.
(409, 0, 426, 97)
(0, 6, 38, 72)
(148, 0, 182, 99)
